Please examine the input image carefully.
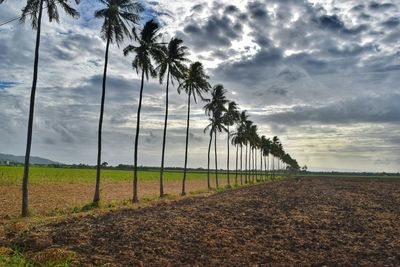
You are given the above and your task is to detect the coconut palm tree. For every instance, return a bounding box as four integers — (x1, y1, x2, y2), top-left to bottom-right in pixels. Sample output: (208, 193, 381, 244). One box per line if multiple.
(231, 124, 244, 185)
(222, 101, 239, 186)
(92, 0, 143, 206)
(204, 85, 228, 189)
(243, 119, 253, 183)
(259, 135, 265, 181)
(155, 38, 188, 197)
(13, 0, 80, 217)
(204, 109, 226, 189)
(260, 135, 270, 180)
(271, 136, 281, 179)
(178, 62, 211, 195)
(249, 124, 258, 182)
(237, 111, 248, 184)
(124, 20, 163, 202)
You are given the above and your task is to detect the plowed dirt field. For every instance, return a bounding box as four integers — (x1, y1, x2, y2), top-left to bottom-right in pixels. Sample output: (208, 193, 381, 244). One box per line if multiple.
(2, 177, 400, 266)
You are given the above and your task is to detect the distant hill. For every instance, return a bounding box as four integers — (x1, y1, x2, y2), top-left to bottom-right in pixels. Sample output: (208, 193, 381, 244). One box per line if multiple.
(0, 153, 61, 165)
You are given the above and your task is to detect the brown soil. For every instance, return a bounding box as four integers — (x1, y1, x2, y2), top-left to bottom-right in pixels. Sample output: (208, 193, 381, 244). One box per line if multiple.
(0, 179, 227, 220)
(3, 177, 400, 266)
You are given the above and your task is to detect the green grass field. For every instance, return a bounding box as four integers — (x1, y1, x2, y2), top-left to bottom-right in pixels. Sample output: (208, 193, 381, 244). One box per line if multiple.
(0, 166, 239, 186)
(1, 166, 398, 186)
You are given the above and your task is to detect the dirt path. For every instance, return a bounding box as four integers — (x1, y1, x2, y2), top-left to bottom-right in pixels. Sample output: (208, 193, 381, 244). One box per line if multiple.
(3, 177, 400, 266)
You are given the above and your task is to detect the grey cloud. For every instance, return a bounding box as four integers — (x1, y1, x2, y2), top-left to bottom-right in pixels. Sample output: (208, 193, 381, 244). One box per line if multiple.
(264, 94, 400, 125)
(247, 1, 268, 20)
(351, 4, 365, 12)
(314, 14, 367, 35)
(382, 17, 400, 28)
(368, 2, 396, 10)
(179, 13, 243, 51)
(224, 5, 239, 14)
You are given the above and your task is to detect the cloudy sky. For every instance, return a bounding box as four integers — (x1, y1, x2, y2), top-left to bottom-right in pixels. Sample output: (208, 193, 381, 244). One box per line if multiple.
(0, 0, 399, 172)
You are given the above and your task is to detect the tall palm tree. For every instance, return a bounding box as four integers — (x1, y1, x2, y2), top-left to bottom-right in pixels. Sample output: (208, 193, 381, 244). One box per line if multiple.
(222, 101, 239, 186)
(271, 136, 281, 180)
(178, 62, 211, 195)
(124, 20, 162, 202)
(204, 85, 228, 189)
(204, 110, 226, 189)
(93, 0, 143, 206)
(248, 124, 258, 182)
(237, 111, 248, 184)
(260, 135, 270, 180)
(244, 119, 253, 183)
(231, 124, 244, 185)
(13, 0, 80, 217)
(205, 124, 213, 190)
(155, 38, 188, 197)
(265, 138, 272, 179)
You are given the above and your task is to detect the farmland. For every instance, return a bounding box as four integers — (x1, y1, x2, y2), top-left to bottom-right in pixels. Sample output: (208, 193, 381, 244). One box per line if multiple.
(1, 176, 400, 266)
(0, 166, 221, 185)
(0, 165, 266, 220)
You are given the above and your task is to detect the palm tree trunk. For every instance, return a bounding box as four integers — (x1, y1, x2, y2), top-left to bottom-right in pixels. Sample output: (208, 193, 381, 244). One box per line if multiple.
(181, 91, 191, 195)
(235, 145, 238, 185)
(272, 156, 275, 180)
(214, 130, 219, 189)
(133, 69, 145, 203)
(255, 148, 257, 182)
(240, 145, 243, 185)
(207, 132, 212, 190)
(93, 31, 111, 207)
(250, 148, 253, 182)
(22, 0, 44, 217)
(159, 69, 170, 198)
(245, 144, 248, 183)
(260, 150, 263, 182)
(263, 155, 266, 180)
(227, 126, 230, 186)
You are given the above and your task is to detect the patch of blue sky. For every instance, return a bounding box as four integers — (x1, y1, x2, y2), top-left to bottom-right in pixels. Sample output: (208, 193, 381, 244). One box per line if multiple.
(75, 0, 168, 29)
(77, 1, 103, 29)
(0, 81, 18, 90)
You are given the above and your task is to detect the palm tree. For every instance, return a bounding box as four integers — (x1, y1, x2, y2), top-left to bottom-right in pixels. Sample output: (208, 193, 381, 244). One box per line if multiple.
(178, 62, 211, 195)
(92, 0, 143, 206)
(271, 136, 281, 179)
(155, 38, 188, 197)
(204, 85, 228, 189)
(204, 110, 226, 189)
(124, 20, 163, 202)
(12, 0, 80, 217)
(260, 135, 270, 180)
(237, 111, 248, 184)
(248, 124, 258, 183)
(231, 124, 244, 185)
(244, 119, 253, 183)
(222, 101, 239, 187)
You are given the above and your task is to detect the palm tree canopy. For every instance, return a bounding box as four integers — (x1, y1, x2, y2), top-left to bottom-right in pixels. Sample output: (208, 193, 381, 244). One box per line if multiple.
(177, 62, 211, 102)
(155, 37, 189, 85)
(239, 110, 248, 125)
(204, 84, 228, 116)
(204, 109, 227, 135)
(95, 0, 143, 45)
(261, 136, 271, 156)
(223, 101, 240, 127)
(231, 124, 246, 146)
(123, 19, 163, 80)
(19, 0, 80, 29)
(249, 124, 259, 148)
